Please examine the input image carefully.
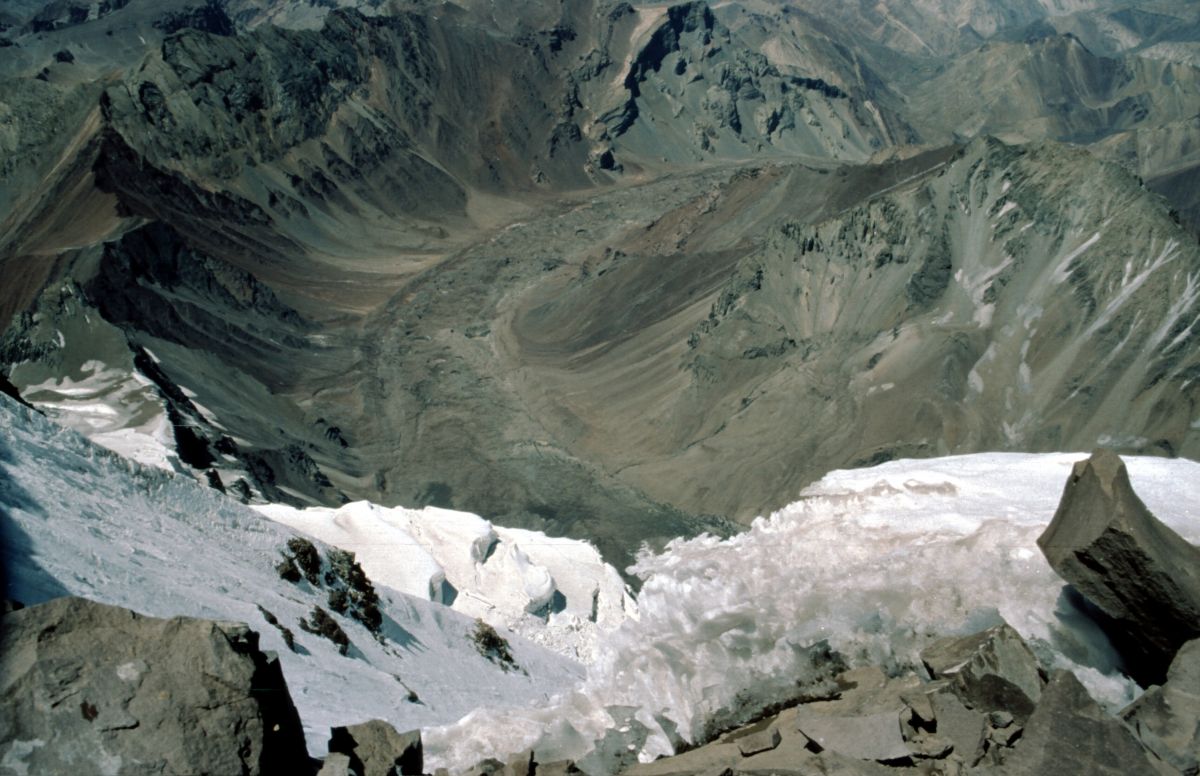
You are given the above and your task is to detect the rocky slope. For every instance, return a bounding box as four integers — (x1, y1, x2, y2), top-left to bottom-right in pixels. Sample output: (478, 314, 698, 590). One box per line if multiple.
(495, 137, 1200, 520)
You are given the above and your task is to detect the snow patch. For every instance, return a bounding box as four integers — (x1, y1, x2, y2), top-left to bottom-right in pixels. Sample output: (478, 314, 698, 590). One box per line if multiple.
(20, 362, 181, 472)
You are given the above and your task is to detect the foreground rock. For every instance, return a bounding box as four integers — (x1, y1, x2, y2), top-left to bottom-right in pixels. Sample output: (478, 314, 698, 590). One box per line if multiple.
(617, 619, 1193, 775)
(1038, 449, 1200, 685)
(978, 670, 1171, 775)
(327, 719, 423, 776)
(0, 596, 312, 775)
(1121, 638, 1200, 774)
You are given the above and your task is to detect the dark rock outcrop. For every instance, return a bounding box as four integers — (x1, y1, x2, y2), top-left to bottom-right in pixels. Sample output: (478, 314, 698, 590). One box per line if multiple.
(0, 596, 312, 775)
(327, 719, 423, 776)
(1038, 449, 1200, 685)
(1121, 638, 1200, 774)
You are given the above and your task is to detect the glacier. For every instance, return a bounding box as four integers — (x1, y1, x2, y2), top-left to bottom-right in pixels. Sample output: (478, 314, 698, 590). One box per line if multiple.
(254, 500, 637, 662)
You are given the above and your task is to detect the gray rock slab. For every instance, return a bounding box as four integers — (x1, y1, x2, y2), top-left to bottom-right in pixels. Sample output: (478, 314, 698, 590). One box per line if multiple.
(0, 596, 311, 775)
(927, 687, 987, 764)
(318, 752, 356, 776)
(794, 709, 910, 763)
(1121, 638, 1200, 774)
(735, 726, 781, 757)
(921, 622, 1043, 721)
(1038, 449, 1200, 685)
(981, 670, 1171, 776)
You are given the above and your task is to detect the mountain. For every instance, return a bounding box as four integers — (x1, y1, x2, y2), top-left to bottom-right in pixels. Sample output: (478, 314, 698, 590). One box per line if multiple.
(8, 0, 1200, 772)
(2, 0, 1200, 571)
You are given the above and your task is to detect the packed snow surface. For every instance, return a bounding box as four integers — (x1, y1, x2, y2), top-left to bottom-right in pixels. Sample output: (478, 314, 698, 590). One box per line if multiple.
(0, 397, 584, 756)
(423, 451, 1200, 772)
(254, 501, 636, 662)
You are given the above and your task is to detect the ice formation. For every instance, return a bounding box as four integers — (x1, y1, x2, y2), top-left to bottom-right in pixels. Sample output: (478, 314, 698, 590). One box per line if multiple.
(6, 387, 1200, 775)
(422, 452, 1200, 772)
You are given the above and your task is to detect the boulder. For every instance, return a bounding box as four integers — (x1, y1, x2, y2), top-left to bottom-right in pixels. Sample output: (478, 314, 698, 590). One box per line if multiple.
(1121, 638, 1200, 774)
(328, 719, 423, 776)
(980, 670, 1170, 775)
(471, 749, 535, 776)
(0, 596, 312, 775)
(920, 622, 1044, 721)
(1038, 449, 1200, 685)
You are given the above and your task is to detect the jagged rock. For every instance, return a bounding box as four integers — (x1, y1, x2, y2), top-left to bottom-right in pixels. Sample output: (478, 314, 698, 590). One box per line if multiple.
(328, 719, 423, 776)
(907, 734, 953, 760)
(1121, 638, 1200, 774)
(987, 711, 1014, 729)
(623, 703, 901, 776)
(900, 689, 936, 730)
(1038, 449, 1200, 686)
(533, 761, 580, 776)
(926, 686, 987, 765)
(920, 622, 1044, 721)
(979, 670, 1170, 776)
(476, 749, 535, 776)
(0, 596, 311, 775)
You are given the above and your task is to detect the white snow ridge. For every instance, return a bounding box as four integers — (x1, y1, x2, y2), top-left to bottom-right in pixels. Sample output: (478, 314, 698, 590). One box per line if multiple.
(254, 501, 637, 662)
(5, 393, 1200, 774)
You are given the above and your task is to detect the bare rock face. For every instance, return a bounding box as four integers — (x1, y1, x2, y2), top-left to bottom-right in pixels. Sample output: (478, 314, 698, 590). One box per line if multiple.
(1037, 449, 1200, 685)
(327, 719, 422, 776)
(1121, 638, 1200, 774)
(0, 596, 312, 775)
